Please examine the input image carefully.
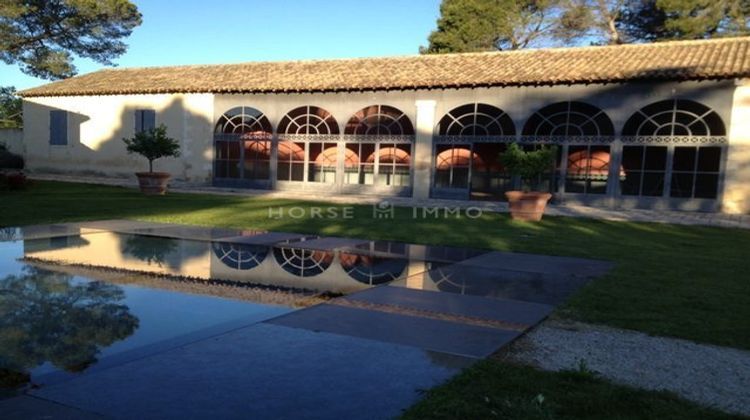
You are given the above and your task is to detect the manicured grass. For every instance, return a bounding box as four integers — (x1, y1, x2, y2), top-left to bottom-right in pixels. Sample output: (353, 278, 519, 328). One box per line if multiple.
(401, 360, 742, 420)
(2, 181, 750, 350)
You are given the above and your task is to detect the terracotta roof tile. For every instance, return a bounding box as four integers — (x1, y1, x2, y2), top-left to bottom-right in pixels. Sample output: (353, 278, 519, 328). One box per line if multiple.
(19, 37, 750, 97)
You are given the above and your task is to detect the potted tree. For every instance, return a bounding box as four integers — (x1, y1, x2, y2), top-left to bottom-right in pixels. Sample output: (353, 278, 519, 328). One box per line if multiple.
(501, 143, 557, 221)
(122, 125, 180, 195)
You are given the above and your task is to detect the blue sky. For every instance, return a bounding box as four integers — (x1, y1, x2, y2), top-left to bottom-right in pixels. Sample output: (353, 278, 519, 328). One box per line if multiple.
(0, 0, 442, 90)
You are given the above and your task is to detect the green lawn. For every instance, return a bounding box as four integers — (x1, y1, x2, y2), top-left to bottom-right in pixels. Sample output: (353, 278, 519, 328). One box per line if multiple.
(402, 361, 742, 420)
(2, 181, 748, 417)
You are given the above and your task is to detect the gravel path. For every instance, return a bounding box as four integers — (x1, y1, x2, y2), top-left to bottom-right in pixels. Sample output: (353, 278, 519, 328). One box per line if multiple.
(500, 319, 750, 416)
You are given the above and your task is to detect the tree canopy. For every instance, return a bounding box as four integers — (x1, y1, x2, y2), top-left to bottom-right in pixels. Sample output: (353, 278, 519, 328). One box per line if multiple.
(0, 0, 142, 79)
(423, 0, 750, 53)
(0, 268, 138, 384)
(423, 0, 562, 52)
(0, 87, 22, 128)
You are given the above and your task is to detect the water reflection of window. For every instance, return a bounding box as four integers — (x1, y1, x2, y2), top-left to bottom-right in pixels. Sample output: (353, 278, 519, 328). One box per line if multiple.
(339, 253, 408, 285)
(273, 247, 333, 277)
(212, 242, 268, 270)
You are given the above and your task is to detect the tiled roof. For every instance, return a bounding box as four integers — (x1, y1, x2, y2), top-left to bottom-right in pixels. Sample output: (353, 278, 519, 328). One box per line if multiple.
(19, 37, 750, 97)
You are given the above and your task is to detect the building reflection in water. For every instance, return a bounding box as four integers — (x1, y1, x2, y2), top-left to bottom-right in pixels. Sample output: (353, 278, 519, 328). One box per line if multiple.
(22, 232, 438, 295)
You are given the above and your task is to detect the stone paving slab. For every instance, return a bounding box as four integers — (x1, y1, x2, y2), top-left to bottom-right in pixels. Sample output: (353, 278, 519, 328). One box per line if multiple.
(31, 323, 469, 420)
(216, 232, 314, 245)
(268, 304, 520, 358)
(398, 265, 591, 305)
(457, 251, 613, 276)
(286, 237, 370, 251)
(0, 224, 102, 242)
(347, 286, 553, 327)
(0, 395, 104, 420)
(348, 241, 488, 263)
(128, 225, 245, 241)
(67, 219, 176, 233)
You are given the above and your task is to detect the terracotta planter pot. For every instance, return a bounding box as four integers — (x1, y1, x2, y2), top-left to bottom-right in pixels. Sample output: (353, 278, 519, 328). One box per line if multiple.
(505, 191, 552, 221)
(135, 172, 171, 195)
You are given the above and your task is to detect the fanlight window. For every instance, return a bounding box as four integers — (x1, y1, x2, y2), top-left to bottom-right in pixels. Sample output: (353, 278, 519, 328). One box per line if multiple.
(339, 253, 408, 286)
(278, 106, 339, 135)
(522, 102, 614, 136)
(622, 99, 726, 136)
(273, 247, 333, 277)
(345, 105, 414, 135)
(215, 106, 272, 134)
(212, 242, 268, 271)
(438, 103, 516, 136)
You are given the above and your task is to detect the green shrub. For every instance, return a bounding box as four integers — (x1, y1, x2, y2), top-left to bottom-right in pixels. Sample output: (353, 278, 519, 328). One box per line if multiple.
(500, 143, 557, 191)
(122, 125, 180, 173)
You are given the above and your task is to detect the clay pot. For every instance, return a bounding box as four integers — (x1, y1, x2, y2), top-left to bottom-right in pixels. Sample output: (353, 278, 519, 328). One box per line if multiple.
(505, 191, 552, 222)
(135, 172, 171, 195)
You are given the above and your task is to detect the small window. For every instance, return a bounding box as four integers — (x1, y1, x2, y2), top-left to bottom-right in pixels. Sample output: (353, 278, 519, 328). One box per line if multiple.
(49, 110, 68, 145)
(135, 109, 156, 133)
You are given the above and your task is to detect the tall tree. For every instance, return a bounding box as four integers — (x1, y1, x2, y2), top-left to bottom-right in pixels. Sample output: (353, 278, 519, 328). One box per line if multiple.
(0, 0, 142, 79)
(422, 0, 562, 53)
(556, 0, 628, 44)
(0, 87, 22, 128)
(657, 0, 750, 38)
(618, 0, 675, 42)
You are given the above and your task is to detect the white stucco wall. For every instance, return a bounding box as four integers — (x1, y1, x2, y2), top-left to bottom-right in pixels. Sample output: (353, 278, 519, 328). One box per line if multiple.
(22, 93, 213, 183)
(724, 81, 750, 214)
(20, 78, 748, 212)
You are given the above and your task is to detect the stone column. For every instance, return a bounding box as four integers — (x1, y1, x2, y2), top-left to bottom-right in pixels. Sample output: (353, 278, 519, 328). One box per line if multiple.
(413, 100, 437, 200)
(723, 81, 750, 214)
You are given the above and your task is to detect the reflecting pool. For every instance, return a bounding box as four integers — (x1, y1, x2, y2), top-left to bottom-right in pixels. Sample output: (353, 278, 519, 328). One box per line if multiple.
(0, 221, 611, 389)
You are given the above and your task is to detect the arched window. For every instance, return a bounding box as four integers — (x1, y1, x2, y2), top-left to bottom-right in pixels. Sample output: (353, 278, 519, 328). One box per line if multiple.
(433, 104, 515, 196)
(523, 102, 614, 136)
(621, 100, 725, 200)
(278, 106, 339, 135)
(345, 105, 414, 135)
(438, 103, 515, 136)
(215, 106, 272, 134)
(276, 106, 339, 183)
(622, 99, 725, 136)
(521, 102, 614, 195)
(344, 105, 414, 187)
(214, 106, 273, 182)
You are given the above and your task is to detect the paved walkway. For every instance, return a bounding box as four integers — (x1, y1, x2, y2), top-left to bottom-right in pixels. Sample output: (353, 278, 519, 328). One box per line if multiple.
(29, 173, 750, 229)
